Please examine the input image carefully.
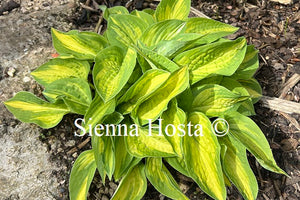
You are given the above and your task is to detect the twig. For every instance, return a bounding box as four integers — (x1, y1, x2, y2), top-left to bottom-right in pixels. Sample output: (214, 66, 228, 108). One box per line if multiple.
(67, 137, 91, 155)
(94, 14, 103, 33)
(80, 3, 99, 12)
(190, 7, 210, 18)
(260, 96, 300, 114)
(278, 73, 300, 99)
(280, 112, 300, 131)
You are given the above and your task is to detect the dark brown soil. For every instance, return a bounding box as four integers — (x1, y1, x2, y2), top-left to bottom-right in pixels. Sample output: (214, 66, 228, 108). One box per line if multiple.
(32, 0, 300, 199)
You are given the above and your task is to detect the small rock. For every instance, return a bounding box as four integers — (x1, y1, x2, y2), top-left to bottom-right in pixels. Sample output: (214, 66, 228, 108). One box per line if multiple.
(101, 195, 109, 200)
(23, 76, 31, 82)
(108, 188, 114, 196)
(108, 182, 117, 190)
(7, 67, 16, 77)
(72, 152, 78, 158)
(65, 140, 75, 147)
(273, 63, 284, 70)
(270, 0, 293, 5)
(281, 138, 298, 151)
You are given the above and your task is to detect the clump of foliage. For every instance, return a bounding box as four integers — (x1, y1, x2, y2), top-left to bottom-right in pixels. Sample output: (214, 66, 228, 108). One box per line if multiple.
(4, 0, 287, 199)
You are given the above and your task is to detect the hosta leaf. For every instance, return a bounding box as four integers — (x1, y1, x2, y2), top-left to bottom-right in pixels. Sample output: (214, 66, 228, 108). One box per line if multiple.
(125, 125, 176, 157)
(103, 112, 124, 125)
(132, 66, 189, 125)
(114, 137, 134, 181)
(161, 100, 186, 155)
(174, 37, 247, 84)
(83, 94, 115, 132)
(136, 42, 180, 72)
(118, 69, 170, 114)
(143, 8, 155, 16)
(220, 77, 255, 116)
(165, 157, 190, 177)
(140, 19, 186, 47)
(225, 112, 287, 175)
(111, 163, 147, 200)
(153, 35, 204, 59)
(92, 135, 115, 181)
(238, 78, 262, 104)
(192, 84, 249, 117)
(43, 78, 92, 115)
(183, 112, 226, 200)
(176, 86, 194, 113)
(4, 92, 69, 129)
(155, 0, 191, 21)
(230, 45, 259, 80)
(131, 10, 155, 26)
(93, 46, 136, 102)
(185, 18, 239, 43)
(106, 14, 148, 49)
(219, 135, 258, 200)
(31, 58, 90, 87)
(102, 6, 129, 20)
(145, 158, 189, 200)
(51, 28, 108, 60)
(69, 150, 96, 200)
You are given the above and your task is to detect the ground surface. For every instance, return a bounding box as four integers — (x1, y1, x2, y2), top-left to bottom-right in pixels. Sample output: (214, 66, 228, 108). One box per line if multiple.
(0, 0, 299, 200)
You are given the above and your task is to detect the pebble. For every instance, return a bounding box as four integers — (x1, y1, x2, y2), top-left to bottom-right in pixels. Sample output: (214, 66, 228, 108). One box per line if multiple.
(65, 140, 75, 147)
(101, 195, 109, 200)
(108, 182, 117, 190)
(23, 77, 31, 83)
(7, 68, 16, 77)
(273, 63, 284, 70)
(72, 152, 78, 158)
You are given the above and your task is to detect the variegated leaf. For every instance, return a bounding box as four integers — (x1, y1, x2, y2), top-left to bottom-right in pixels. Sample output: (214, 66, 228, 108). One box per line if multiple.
(125, 125, 176, 157)
(93, 46, 136, 102)
(219, 135, 258, 200)
(185, 18, 239, 43)
(145, 158, 189, 200)
(111, 163, 147, 200)
(69, 150, 96, 200)
(106, 14, 148, 49)
(140, 19, 186, 47)
(101, 6, 129, 20)
(114, 137, 134, 181)
(230, 45, 259, 80)
(174, 37, 247, 84)
(92, 135, 115, 182)
(31, 58, 90, 87)
(118, 69, 170, 114)
(132, 66, 189, 125)
(225, 112, 287, 175)
(183, 112, 226, 200)
(220, 77, 255, 116)
(155, 0, 191, 21)
(43, 78, 92, 115)
(161, 100, 186, 155)
(192, 84, 249, 117)
(83, 94, 115, 132)
(238, 78, 262, 104)
(131, 10, 155, 26)
(4, 92, 69, 129)
(51, 28, 108, 60)
(136, 42, 180, 72)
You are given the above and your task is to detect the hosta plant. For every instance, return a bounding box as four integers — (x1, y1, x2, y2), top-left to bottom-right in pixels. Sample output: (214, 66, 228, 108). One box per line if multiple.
(4, 0, 287, 199)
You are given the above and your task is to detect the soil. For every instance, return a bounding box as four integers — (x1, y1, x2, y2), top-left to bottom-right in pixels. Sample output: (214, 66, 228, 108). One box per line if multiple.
(0, 0, 299, 200)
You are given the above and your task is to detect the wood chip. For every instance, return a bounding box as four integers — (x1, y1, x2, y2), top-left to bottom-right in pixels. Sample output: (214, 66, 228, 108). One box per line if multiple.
(260, 96, 300, 114)
(67, 137, 91, 155)
(270, 0, 293, 5)
(280, 112, 300, 131)
(278, 73, 300, 99)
